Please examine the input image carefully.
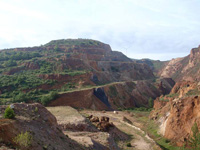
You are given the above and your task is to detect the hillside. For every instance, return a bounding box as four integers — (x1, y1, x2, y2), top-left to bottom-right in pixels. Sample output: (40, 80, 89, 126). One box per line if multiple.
(149, 45, 200, 148)
(0, 39, 157, 109)
(47, 79, 175, 110)
(0, 103, 86, 150)
(150, 81, 200, 147)
(133, 59, 168, 76)
(159, 45, 200, 81)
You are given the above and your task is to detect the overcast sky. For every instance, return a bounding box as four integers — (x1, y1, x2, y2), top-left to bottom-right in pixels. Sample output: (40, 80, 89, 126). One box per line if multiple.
(0, 0, 200, 60)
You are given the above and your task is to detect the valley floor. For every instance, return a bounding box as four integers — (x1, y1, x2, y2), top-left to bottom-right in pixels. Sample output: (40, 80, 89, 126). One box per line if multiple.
(48, 106, 161, 150)
(81, 110, 160, 150)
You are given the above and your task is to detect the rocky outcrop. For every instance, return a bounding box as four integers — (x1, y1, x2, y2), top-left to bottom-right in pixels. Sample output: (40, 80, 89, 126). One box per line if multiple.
(0, 103, 85, 150)
(164, 96, 200, 146)
(159, 45, 200, 82)
(160, 57, 184, 79)
(87, 115, 114, 132)
(151, 81, 200, 146)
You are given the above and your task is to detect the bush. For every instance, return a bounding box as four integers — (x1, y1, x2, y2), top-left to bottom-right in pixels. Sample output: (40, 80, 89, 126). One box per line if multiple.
(4, 106, 15, 119)
(13, 92, 28, 103)
(148, 97, 154, 108)
(41, 91, 59, 106)
(41, 96, 50, 106)
(126, 142, 132, 147)
(13, 131, 32, 148)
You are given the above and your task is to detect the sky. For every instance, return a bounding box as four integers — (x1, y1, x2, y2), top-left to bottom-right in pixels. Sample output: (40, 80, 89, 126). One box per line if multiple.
(0, 0, 200, 60)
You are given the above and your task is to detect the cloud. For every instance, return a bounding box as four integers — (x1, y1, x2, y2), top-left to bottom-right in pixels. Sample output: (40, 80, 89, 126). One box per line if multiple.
(0, 0, 200, 60)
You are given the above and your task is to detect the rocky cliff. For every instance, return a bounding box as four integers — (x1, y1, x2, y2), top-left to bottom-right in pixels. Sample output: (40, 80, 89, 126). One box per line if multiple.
(159, 45, 200, 81)
(151, 81, 200, 146)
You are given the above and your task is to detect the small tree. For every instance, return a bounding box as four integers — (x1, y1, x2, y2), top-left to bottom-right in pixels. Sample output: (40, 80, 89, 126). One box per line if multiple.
(188, 122, 200, 150)
(4, 106, 15, 119)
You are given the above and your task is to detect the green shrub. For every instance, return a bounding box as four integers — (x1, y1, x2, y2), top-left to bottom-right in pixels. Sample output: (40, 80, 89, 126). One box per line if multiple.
(4, 60, 17, 67)
(166, 93, 178, 98)
(13, 92, 28, 103)
(41, 91, 59, 106)
(13, 131, 32, 148)
(41, 96, 51, 106)
(4, 106, 15, 119)
(159, 97, 169, 102)
(148, 97, 154, 108)
(126, 142, 132, 147)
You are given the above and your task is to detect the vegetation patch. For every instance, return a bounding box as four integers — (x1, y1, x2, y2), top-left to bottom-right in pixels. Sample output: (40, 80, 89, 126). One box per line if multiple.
(166, 93, 178, 98)
(108, 86, 118, 97)
(45, 39, 102, 47)
(0, 51, 41, 62)
(41, 91, 59, 106)
(13, 131, 33, 148)
(126, 142, 132, 147)
(65, 70, 87, 76)
(124, 107, 153, 112)
(160, 97, 169, 102)
(186, 89, 200, 96)
(4, 106, 15, 119)
(145, 118, 179, 149)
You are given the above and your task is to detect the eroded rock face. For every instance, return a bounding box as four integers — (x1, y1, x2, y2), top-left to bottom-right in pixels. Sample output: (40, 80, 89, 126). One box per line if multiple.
(0, 103, 85, 150)
(151, 81, 200, 146)
(164, 96, 200, 146)
(159, 45, 200, 82)
(48, 79, 175, 110)
(160, 57, 184, 79)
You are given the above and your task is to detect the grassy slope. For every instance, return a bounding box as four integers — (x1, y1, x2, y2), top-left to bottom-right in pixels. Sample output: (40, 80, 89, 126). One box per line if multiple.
(0, 39, 101, 105)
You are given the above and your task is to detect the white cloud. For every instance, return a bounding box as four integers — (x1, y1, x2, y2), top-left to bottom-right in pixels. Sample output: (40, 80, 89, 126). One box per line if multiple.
(0, 0, 200, 60)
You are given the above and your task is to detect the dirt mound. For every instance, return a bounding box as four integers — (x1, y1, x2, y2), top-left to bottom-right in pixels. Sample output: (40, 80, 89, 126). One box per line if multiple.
(0, 103, 86, 150)
(47, 106, 97, 132)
